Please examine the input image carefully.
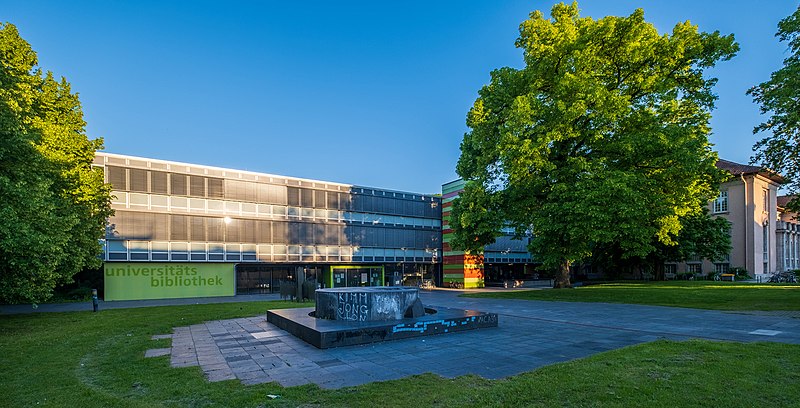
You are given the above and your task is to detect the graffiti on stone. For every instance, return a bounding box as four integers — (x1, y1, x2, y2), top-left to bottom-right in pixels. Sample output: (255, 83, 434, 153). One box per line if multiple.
(475, 314, 498, 324)
(336, 292, 369, 321)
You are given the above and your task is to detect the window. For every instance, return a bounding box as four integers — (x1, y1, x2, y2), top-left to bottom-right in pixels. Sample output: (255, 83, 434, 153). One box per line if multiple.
(714, 263, 729, 274)
(664, 264, 677, 274)
(712, 191, 728, 213)
(189, 176, 205, 197)
(315, 190, 325, 209)
(224, 180, 256, 202)
(151, 171, 168, 194)
(170, 215, 188, 241)
(327, 192, 339, 209)
(107, 166, 127, 190)
(129, 169, 148, 192)
(287, 187, 300, 206)
(301, 188, 313, 208)
(191, 243, 206, 261)
(170, 174, 187, 195)
(207, 178, 224, 198)
(687, 264, 702, 274)
(786, 234, 791, 270)
(190, 217, 205, 241)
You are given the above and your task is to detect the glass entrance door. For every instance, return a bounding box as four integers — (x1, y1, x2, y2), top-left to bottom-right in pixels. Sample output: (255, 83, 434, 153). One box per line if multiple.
(330, 266, 384, 288)
(346, 269, 362, 287)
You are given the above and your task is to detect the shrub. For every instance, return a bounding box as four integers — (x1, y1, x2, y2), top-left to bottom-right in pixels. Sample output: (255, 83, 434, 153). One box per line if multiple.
(65, 287, 93, 301)
(729, 267, 749, 280)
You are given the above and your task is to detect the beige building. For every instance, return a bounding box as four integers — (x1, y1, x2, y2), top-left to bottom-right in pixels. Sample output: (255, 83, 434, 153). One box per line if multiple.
(713, 160, 783, 277)
(777, 195, 800, 273)
(669, 159, 783, 278)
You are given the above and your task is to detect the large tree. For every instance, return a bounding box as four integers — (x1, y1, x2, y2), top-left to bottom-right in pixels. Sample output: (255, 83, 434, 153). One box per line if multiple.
(452, 3, 737, 288)
(0, 23, 112, 304)
(750, 6, 800, 212)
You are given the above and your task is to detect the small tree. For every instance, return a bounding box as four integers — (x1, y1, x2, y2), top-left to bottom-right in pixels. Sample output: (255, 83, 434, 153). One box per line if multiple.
(653, 209, 732, 279)
(452, 3, 737, 288)
(0, 23, 113, 304)
(750, 6, 800, 213)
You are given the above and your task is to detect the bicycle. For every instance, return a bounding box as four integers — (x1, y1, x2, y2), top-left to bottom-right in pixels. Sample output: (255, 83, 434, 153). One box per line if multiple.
(767, 271, 798, 283)
(444, 281, 464, 289)
(418, 279, 434, 290)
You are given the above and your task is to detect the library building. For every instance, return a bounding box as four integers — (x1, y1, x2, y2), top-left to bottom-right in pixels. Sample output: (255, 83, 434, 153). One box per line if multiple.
(99, 153, 446, 301)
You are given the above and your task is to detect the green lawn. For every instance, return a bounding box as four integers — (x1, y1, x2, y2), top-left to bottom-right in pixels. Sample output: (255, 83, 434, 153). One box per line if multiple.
(2, 301, 799, 407)
(463, 281, 800, 311)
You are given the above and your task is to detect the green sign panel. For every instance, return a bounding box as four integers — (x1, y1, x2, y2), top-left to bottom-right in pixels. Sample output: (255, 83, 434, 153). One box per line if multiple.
(104, 263, 235, 301)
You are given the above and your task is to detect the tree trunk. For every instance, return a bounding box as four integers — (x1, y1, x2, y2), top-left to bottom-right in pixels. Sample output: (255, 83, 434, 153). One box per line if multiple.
(653, 261, 665, 281)
(553, 259, 572, 288)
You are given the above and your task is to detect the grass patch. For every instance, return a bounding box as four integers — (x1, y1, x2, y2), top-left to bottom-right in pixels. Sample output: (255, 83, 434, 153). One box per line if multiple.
(462, 281, 800, 311)
(2, 301, 799, 407)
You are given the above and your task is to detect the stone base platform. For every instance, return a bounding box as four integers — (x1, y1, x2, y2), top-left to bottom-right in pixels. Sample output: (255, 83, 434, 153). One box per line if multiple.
(267, 306, 498, 349)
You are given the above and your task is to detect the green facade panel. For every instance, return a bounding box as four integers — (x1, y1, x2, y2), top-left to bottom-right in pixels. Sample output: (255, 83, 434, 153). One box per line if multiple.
(104, 262, 235, 301)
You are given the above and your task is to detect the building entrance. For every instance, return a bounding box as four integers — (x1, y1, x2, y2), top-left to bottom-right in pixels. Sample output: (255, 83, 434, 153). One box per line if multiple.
(329, 266, 384, 288)
(236, 264, 321, 295)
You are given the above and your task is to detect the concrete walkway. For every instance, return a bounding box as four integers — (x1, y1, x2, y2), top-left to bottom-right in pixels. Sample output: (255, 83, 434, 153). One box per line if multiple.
(143, 289, 800, 389)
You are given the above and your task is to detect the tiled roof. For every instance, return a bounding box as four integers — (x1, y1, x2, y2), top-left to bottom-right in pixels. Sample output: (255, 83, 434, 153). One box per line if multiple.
(716, 159, 784, 183)
(778, 195, 797, 209)
(716, 159, 763, 175)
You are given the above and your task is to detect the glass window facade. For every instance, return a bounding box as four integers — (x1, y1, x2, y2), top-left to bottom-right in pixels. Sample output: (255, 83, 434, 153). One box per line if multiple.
(100, 154, 442, 269)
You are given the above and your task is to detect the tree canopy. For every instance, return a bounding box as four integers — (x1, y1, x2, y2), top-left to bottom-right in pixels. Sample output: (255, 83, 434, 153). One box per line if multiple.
(451, 3, 738, 287)
(0, 23, 113, 304)
(750, 6, 800, 212)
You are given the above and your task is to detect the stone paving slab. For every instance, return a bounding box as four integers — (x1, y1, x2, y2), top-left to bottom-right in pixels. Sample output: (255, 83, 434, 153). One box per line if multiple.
(144, 348, 171, 358)
(162, 291, 800, 389)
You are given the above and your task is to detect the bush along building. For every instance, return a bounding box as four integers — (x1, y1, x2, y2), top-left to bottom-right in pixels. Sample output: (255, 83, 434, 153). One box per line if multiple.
(98, 153, 795, 301)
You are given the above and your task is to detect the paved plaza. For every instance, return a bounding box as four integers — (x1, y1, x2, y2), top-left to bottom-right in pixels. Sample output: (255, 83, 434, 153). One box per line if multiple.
(148, 290, 800, 389)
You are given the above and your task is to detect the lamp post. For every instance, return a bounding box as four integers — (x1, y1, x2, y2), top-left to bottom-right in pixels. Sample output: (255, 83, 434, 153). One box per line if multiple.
(425, 247, 439, 288)
(400, 247, 407, 285)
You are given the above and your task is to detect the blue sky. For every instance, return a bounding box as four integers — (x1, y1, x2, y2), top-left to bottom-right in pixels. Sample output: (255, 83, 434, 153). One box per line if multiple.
(4, 1, 797, 194)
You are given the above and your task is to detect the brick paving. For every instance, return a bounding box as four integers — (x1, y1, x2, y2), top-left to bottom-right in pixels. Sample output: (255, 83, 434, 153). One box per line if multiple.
(146, 290, 800, 389)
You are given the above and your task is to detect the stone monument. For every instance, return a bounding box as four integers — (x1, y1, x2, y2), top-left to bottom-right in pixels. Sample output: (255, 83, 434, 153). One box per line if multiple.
(314, 287, 424, 321)
(267, 286, 497, 349)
